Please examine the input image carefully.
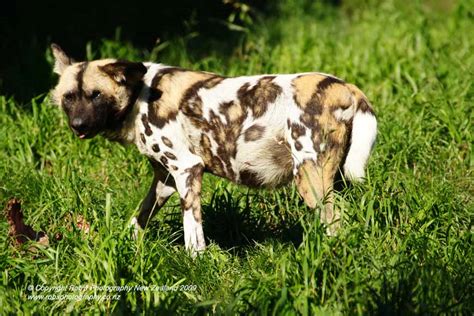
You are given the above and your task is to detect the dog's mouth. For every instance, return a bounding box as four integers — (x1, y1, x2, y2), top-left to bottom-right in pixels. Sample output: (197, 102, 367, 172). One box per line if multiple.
(77, 132, 97, 139)
(71, 127, 97, 140)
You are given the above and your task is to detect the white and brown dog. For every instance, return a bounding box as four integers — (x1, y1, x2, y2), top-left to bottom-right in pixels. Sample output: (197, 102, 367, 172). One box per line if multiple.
(51, 44, 377, 253)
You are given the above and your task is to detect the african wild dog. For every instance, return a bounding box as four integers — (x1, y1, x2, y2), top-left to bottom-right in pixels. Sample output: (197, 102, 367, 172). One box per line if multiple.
(51, 44, 377, 253)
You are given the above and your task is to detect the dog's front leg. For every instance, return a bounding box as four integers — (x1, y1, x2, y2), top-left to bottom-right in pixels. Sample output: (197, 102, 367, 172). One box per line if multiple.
(132, 160, 175, 236)
(174, 162, 206, 254)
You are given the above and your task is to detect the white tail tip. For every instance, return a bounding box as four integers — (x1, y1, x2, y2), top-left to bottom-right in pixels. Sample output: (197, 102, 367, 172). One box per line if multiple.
(343, 111, 377, 182)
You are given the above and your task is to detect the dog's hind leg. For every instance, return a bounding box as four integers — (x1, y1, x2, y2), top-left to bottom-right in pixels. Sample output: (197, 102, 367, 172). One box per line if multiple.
(132, 159, 175, 237)
(294, 158, 340, 235)
(287, 120, 347, 235)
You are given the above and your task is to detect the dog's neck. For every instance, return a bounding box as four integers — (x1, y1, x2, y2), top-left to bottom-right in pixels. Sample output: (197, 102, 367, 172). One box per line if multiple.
(102, 81, 146, 144)
(101, 63, 174, 145)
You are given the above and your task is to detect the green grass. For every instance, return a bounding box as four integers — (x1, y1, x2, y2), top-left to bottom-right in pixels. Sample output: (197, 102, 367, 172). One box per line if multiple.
(1, 0, 473, 314)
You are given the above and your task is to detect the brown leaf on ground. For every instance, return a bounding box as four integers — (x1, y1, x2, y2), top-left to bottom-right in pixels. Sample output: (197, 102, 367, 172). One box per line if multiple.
(54, 232, 63, 241)
(75, 215, 91, 234)
(4, 198, 49, 247)
(64, 213, 92, 235)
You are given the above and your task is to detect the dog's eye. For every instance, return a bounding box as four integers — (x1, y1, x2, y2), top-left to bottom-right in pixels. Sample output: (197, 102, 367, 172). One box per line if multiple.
(90, 90, 101, 100)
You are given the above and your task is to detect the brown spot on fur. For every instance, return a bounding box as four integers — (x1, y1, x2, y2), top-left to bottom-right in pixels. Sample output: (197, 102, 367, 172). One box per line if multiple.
(239, 169, 263, 187)
(292, 75, 351, 158)
(311, 127, 322, 153)
(181, 164, 204, 221)
(322, 84, 353, 109)
(219, 101, 245, 123)
(141, 114, 153, 136)
(291, 123, 306, 140)
(270, 137, 293, 179)
(148, 88, 162, 103)
(184, 164, 203, 192)
(316, 76, 344, 91)
(148, 104, 177, 129)
(161, 136, 173, 148)
(244, 124, 265, 142)
(99, 60, 147, 86)
(181, 93, 203, 119)
(178, 76, 250, 181)
(152, 144, 160, 152)
(305, 94, 323, 117)
(160, 156, 168, 166)
(292, 75, 353, 163)
(314, 108, 348, 154)
(164, 152, 177, 160)
(171, 165, 178, 171)
(76, 62, 88, 96)
(190, 106, 243, 180)
(238, 136, 293, 187)
(179, 75, 225, 129)
(291, 76, 327, 133)
(345, 83, 375, 115)
(292, 74, 325, 111)
(202, 76, 225, 89)
(358, 98, 375, 114)
(237, 76, 282, 117)
(300, 113, 314, 128)
(140, 133, 146, 144)
(295, 140, 303, 151)
(148, 68, 218, 129)
(199, 134, 226, 178)
(211, 156, 227, 177)
(292, 74, 349, 129)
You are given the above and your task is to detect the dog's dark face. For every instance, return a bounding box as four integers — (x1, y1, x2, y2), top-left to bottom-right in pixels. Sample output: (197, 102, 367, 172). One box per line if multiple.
(51, 44, 146, 139)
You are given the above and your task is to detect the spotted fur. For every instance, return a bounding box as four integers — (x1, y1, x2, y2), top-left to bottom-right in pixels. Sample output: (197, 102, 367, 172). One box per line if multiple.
(51, 44, 377, 254)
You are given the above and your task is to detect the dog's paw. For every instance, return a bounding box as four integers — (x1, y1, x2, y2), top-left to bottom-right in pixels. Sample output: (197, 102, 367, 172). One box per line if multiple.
(130, 217, 142, 240)
(188, 246, 206, 259)
(325, 218, 341, 237)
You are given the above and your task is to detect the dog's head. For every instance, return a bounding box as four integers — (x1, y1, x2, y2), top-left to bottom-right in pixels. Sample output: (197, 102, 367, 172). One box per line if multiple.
(51, 44, 147, 139)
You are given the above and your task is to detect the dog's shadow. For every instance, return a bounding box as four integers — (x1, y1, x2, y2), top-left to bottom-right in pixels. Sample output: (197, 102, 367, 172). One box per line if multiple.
(202, 188, 305, 251)
(203, 173, 352, 251)
(151, 187, 305, 254)
(151, 172, 351, 254)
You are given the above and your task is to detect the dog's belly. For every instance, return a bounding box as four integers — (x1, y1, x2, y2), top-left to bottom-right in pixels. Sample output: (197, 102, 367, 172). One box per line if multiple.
(233, 131, 294, 188)
(201, 132, 294, 188)
(197, 107, 294, 188)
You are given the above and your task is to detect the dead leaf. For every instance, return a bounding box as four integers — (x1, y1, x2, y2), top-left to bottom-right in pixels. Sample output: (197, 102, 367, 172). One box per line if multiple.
(4, 198, 49, 247)
(64, 213, 91, 235)
(76, 215, 91, 234)
(54, 232, 63, 241)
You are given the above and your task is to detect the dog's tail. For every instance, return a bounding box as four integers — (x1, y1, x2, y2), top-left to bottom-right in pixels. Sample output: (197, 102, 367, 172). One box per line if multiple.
(343, 84, 377, 181)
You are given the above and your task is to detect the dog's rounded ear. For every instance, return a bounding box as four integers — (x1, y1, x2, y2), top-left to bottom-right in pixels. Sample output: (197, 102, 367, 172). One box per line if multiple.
(51, 43, 75, 75)
(99, 61, 147, 85)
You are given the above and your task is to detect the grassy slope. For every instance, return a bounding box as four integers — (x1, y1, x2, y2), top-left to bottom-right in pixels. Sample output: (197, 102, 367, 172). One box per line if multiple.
(1, 0, 473, 314)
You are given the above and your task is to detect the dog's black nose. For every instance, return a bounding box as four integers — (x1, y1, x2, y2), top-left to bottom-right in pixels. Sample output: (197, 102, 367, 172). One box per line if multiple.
(71, 118, 86, 132)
